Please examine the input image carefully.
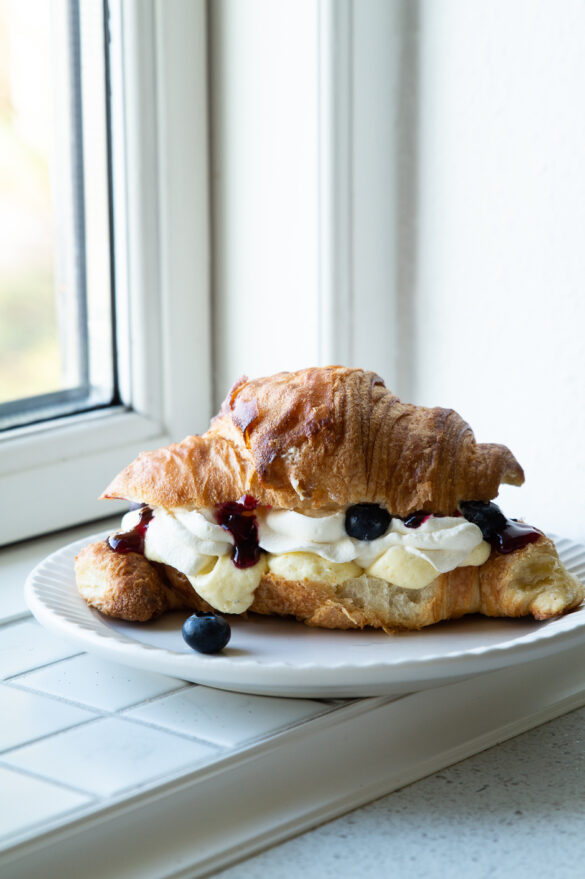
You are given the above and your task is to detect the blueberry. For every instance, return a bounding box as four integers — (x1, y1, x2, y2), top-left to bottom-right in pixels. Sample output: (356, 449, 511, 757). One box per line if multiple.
(459, 500, 508, 540)
(182, 612, 231, 654)
(345, 503, 391, 541)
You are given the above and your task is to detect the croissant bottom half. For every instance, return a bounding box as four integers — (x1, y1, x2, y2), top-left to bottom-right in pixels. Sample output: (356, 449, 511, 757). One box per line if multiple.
(75, 535, 583, 632)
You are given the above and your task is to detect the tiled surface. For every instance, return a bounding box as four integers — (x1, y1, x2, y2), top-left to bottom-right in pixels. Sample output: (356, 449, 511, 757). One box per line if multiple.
(0, 766, 91, 843)
(124, 684, 329, 747)
(0, 619, 81, 679)
(3, 716, 220, 798)
(0, 517, 120, 624)
(0, 526, 334, 852)
(0, 582, 29, 626)
(0, 684, 95, 751)
(14, 653, 188, 711)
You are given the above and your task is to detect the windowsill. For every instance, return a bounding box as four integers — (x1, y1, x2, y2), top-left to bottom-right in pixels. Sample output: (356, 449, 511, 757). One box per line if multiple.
(3, 522, 585, 878)
(0, 517, 121, 622)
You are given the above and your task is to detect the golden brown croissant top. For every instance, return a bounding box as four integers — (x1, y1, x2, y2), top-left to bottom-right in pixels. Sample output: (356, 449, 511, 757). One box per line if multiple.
(102, 366, 524, 515)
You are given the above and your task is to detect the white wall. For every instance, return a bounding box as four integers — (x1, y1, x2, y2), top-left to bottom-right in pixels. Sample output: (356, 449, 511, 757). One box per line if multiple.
(209, 0, 585, 541)
(403, 0, 585, 540)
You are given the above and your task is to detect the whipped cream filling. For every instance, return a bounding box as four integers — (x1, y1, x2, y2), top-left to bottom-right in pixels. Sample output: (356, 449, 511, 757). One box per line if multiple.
(256, 509, 484, 573)
(122, 507, 232, 576)
(119, 505, 486, 613)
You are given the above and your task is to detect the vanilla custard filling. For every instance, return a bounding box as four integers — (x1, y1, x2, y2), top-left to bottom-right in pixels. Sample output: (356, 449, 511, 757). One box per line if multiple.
(119, 506, 489, 613)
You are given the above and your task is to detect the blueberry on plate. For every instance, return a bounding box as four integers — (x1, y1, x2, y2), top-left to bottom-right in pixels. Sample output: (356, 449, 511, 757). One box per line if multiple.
(459, 500, 508, 540)
(182, 612, 231, 654)
(345, 503, 392, 541)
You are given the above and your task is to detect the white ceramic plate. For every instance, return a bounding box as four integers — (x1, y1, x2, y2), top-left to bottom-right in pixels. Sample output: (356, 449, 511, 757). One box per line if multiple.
(25, 531, 585, 698)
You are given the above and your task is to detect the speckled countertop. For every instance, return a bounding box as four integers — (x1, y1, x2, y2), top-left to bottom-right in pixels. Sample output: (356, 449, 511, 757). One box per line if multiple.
(215, 706, 585, 878)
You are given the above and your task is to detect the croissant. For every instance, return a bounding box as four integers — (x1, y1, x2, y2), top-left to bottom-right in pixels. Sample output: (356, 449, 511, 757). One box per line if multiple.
(75, 367, 583, 631)
(102, 367, 524, 514)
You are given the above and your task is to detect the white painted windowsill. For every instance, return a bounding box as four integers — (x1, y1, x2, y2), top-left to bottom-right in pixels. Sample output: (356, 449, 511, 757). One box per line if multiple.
(2, 521, 585, 879)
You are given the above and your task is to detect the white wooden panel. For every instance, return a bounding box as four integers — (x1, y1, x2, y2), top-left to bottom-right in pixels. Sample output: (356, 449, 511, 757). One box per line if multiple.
(209, 0, 320, 405)
(320, 0, 402, 387)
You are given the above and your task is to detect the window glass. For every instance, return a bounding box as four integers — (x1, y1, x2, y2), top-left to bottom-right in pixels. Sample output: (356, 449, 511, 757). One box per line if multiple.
(0, 0, 115, 430)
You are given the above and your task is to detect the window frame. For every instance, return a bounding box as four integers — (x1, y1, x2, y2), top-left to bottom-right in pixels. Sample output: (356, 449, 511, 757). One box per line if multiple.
(318, 0, 401, 383)
(0, 0, 212, 546)
(209, 0, 400, 402)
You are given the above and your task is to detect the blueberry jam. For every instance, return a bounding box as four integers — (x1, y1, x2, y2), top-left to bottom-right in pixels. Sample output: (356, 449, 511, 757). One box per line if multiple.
(108, 506, 153, 554)
(402, 511, 431, 529)
(214, 495, 260, 569)
(492, 520, 543, 554)
(345, 504, 392, 541)
(459, 500, 542, 554)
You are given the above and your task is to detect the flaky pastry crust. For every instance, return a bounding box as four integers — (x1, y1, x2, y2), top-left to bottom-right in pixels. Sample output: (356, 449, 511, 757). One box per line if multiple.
(101, 367, 524, 516)
(75, 535, 584, 631)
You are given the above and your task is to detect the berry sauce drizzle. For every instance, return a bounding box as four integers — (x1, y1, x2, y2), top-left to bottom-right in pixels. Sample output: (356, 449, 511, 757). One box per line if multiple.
(402, 511, 431, 529)
(214, 495, 260, 569)
(458, 500, 543, 554)
(490, 520, 542, 554)
(403, 504, 540, 554)
(108, 506, 153, 554)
